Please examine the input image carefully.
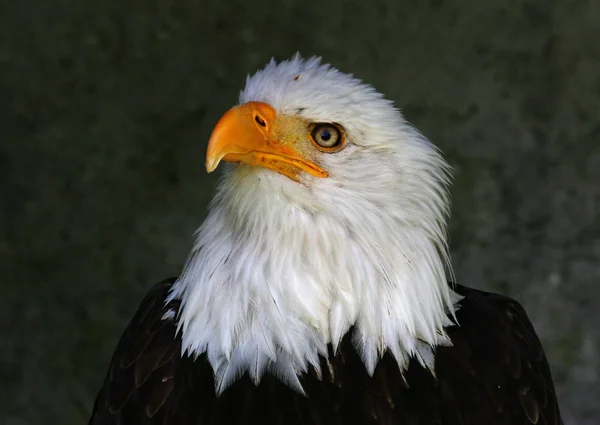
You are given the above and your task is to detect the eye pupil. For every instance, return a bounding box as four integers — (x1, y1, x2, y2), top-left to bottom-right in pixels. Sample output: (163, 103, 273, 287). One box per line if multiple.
(320, 130, 331, 141)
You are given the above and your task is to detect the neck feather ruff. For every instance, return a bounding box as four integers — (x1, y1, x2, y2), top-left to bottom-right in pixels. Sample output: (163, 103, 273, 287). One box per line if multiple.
(168, 162, 458, 395)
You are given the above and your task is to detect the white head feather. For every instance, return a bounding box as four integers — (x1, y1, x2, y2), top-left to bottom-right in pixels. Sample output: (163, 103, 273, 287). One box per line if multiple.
(168, 54, 459, 395)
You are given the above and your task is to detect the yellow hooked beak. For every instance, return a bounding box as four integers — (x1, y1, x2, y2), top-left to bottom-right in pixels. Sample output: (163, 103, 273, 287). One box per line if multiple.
(205, 101, 328, 181)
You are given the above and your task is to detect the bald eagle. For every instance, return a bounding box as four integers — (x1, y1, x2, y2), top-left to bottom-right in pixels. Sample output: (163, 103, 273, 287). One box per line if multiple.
(89, 55, 563, 425)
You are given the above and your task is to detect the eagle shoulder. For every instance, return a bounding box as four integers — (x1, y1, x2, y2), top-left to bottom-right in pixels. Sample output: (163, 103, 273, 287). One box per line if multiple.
(432, 284, 563, 425)
(88, 278, 212, 424)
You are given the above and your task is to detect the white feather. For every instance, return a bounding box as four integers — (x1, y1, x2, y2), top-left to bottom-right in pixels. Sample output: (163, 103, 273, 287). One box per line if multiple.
(167, 54, 459, 394)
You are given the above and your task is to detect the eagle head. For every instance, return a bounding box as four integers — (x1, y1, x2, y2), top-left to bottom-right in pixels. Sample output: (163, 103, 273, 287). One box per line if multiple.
(170, 54, 458, 395)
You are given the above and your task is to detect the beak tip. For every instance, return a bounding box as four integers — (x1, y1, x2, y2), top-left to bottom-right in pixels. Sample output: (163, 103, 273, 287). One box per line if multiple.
(206, 161, 217, 174)
(205, 154, 221, 173)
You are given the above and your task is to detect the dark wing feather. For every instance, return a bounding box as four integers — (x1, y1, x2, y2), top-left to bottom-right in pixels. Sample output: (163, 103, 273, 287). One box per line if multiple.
(88, 278, 213, 425)
(432, 284, 564, 425)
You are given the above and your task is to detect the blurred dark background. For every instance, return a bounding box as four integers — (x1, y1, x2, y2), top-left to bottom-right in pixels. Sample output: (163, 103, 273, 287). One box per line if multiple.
(2, 0, 599, 424)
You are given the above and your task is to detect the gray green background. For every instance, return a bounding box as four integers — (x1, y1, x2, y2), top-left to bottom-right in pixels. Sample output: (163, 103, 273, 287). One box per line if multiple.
(2, 0, 599, 424)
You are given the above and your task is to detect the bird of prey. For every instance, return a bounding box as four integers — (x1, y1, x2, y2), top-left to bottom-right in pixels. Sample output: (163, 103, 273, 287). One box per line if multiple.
(89, 55, 563, 425)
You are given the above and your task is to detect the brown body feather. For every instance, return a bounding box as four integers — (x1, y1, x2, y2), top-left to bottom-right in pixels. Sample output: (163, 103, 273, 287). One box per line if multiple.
(89, 279, 563, 425)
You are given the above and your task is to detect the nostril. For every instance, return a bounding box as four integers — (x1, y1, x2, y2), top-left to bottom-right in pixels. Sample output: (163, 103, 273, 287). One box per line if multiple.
(254, 114, 267, 127)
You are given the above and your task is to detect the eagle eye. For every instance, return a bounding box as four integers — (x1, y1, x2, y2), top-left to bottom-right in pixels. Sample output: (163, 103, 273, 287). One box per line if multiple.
(310, 123, 344, 151)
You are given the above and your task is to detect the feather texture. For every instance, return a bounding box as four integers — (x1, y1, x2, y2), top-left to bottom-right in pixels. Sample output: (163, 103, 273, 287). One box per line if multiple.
(89, 280, 563, 424)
